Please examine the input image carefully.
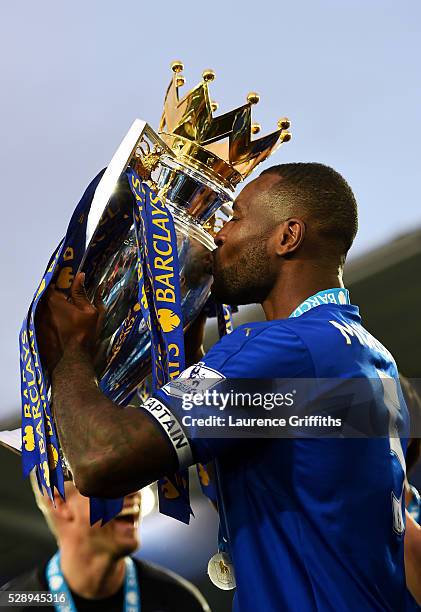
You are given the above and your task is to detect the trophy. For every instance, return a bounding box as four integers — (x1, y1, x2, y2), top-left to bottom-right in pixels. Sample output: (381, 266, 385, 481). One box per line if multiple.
(75, 61, 292, 404)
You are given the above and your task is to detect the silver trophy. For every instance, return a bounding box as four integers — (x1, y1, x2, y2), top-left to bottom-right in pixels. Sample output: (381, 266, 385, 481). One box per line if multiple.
(80, 62, 291, 403)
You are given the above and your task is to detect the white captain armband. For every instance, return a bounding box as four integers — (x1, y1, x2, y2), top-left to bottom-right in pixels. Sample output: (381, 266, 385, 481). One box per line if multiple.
(141, 396, 193, 469)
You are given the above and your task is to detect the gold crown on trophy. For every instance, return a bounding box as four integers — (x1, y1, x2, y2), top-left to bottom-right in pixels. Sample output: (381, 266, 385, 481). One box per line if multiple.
(158, 61, 291, 192)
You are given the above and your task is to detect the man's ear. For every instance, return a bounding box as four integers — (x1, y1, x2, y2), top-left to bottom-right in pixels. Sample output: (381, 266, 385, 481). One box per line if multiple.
(51, 494, 75, 523)
(272, 218, 306, 256)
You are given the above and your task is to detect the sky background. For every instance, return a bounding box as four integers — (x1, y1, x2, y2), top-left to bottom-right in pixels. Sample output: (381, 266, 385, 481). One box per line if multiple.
(0, 0, 420, 421)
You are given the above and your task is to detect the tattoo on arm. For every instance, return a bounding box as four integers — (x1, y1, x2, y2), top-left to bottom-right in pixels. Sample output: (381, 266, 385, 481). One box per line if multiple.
(52, 345, 177, 497)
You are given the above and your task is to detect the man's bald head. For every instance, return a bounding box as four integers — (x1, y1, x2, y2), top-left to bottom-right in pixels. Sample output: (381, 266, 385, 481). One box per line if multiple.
(260, 162, 358, 264)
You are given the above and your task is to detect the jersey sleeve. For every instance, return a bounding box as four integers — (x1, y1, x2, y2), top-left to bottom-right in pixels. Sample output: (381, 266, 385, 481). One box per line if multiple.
(139, 323, 313, 467)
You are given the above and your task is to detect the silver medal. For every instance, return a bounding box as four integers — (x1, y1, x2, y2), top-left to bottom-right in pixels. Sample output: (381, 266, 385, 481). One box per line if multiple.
(207, 552, 236, 590)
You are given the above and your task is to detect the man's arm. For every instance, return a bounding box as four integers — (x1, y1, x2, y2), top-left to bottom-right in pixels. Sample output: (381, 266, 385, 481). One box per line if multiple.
(39, 273, 178, 498)
(52, 345, 177, 497)
(40, 274, 305, 496)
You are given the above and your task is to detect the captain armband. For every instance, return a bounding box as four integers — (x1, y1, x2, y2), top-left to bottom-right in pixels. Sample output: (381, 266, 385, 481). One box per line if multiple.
(141, 397, 193, 469)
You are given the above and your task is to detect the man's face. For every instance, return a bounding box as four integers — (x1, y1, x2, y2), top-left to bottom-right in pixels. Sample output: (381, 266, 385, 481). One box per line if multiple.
(212, 173, 284, 305)
(65, 487, 141, 558)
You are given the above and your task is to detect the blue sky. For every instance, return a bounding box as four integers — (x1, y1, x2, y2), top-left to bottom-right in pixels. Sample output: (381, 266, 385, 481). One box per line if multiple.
(0, 0, 420, 420)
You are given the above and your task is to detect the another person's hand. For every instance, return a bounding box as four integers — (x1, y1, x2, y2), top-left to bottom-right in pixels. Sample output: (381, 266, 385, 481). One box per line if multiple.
(36, 272, 104, 374)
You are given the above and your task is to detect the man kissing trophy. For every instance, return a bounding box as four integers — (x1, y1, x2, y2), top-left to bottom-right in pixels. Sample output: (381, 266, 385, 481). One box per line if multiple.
(18, 61, 291, 525)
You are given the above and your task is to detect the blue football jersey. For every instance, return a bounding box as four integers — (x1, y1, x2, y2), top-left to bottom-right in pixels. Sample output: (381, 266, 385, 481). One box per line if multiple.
(142, 291, 409, 611)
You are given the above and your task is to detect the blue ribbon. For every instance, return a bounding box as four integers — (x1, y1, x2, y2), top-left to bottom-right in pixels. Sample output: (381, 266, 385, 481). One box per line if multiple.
(216, 302, 234, 338)
(127, 170, 193, 524)
(20, 165, 229, 525)
(20, 169, 125, 522)
(20, 170, 105, 502)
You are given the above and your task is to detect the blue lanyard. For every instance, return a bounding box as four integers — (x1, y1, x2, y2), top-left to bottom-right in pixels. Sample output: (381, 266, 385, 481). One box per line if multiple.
(289, 287, 350, 318)
(46, 552, 140, 612)
(215, 461, 232, 557)
(213, 302, 235, 556)
(215, 287, 351, 556)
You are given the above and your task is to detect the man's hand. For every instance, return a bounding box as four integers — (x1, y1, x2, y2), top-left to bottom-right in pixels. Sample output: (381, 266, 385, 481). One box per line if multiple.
(36, 272, 104, 374)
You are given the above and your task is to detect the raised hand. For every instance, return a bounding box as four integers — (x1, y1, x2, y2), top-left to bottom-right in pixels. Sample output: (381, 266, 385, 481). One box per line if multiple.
(36, 272, 105, 374)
